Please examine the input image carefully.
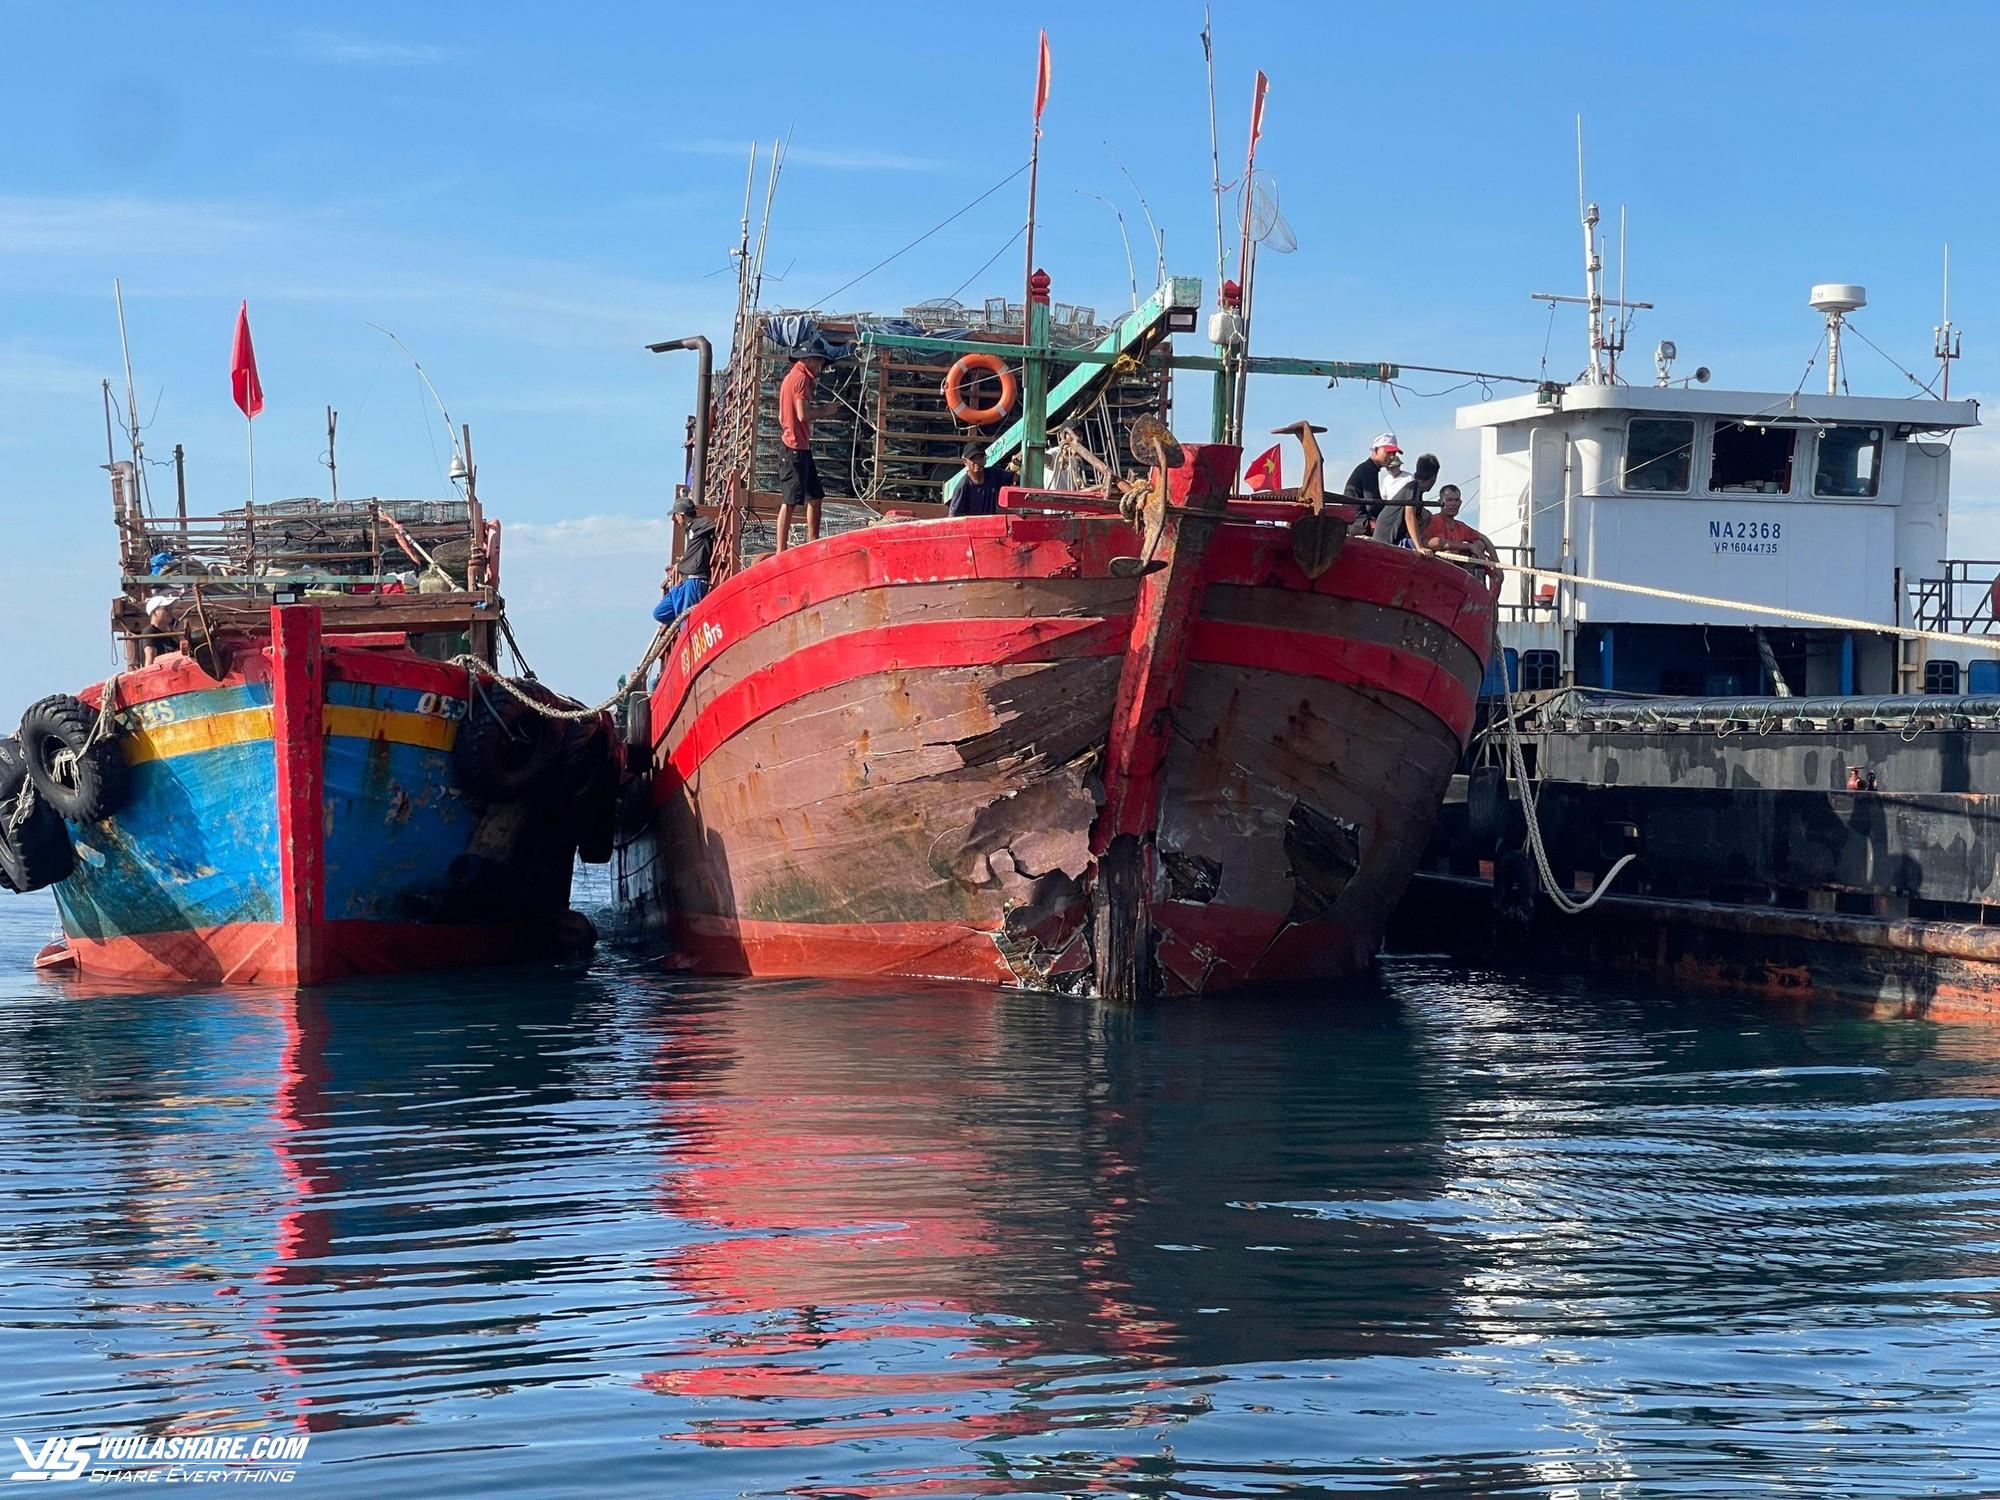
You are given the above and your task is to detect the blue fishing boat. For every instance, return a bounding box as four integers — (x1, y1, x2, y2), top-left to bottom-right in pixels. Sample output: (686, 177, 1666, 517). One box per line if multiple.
(3, 455, 618, 985)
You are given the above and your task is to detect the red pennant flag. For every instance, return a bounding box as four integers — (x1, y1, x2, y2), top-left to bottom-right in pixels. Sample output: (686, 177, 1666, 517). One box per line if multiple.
(1248, 70, 1269, 152)
(1244, 444, 1283, 492)
(231, 301, 264, 420)
(1033, 30, 1051, 122)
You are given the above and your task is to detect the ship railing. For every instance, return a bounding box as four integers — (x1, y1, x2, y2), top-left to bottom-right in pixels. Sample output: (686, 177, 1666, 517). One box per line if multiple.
(1911, 559, 2000, 635)
(1494, 544, 1557, 622)
(120, 496, 482, 594)
(113, 494, 499, 665)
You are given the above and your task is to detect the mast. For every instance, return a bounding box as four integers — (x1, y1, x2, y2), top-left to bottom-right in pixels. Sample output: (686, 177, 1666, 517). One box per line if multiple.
(1024, 30, 1050, 326)
(1228, 70, 1269, 444)
(1531, 121, 1650, 384)
(1578, 120, 1605, 383)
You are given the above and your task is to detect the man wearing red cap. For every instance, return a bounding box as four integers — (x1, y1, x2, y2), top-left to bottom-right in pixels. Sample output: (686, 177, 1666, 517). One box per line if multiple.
(1342, 431, 1401, 534)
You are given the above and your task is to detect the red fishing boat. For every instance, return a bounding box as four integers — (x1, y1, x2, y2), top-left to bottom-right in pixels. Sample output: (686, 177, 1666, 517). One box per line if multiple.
(614, 269, 1496, 998)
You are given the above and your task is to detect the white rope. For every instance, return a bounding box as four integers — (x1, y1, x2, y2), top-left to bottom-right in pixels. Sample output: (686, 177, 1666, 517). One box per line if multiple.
(1496, 667, 1635, 916)
(450, 624, 674, 723)
(1434, 551, 2000, 654)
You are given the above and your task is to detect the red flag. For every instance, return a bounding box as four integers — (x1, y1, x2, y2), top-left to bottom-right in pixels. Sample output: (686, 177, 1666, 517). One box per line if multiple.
(1033, 30, 1051, 122)
(1244, 444, 1282, 492)
(1248, 70, 1269, 152)
(231, 301, 264, 420)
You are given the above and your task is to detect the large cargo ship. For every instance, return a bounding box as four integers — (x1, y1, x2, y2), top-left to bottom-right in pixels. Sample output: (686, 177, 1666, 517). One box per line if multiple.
(1386, 221, 2000, 1019)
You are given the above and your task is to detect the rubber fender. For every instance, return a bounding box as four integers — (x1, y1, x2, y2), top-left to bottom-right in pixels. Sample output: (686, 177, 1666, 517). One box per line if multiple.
(18, 694, 127, 823)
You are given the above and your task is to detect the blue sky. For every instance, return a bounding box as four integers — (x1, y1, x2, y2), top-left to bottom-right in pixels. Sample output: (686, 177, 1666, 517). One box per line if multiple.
(5, 0, 1999, 716)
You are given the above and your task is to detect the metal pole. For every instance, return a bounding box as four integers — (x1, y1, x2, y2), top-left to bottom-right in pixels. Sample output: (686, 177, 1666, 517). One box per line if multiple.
(174, 443, 187, 545)
(1023, 273, 1050, 488)
(646, 335, 714, 508)
(326, 406, 339, 506)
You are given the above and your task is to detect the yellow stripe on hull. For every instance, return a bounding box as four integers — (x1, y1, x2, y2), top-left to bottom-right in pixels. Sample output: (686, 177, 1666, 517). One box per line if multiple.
(123, 705, 459, 765)
(322, 705, 460, 752)
(124, 707, 273, 765)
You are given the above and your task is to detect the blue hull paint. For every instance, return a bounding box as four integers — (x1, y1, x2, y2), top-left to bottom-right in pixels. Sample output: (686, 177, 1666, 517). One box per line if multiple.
(60, 740, 283, 939)
(52, 661, 581, 978)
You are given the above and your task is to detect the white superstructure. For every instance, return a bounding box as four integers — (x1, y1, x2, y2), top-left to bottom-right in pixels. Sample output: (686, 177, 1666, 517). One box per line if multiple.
(1454, 250, 1983, 697)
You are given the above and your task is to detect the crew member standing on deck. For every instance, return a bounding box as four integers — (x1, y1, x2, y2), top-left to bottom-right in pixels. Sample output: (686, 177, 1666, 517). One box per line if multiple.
(946, 443, 1013, 518)
(775, 350, 836, 553)
(1342, 431, 1400, 532)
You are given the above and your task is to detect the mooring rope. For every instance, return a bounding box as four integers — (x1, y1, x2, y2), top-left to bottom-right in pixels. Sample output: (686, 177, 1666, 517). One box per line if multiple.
(1431, 551, 2000, 653)
(450, 622, 677, 723)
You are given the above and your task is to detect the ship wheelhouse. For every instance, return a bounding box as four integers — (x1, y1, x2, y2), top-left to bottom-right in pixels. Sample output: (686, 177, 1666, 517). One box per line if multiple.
(1458, 384, 1982, 697)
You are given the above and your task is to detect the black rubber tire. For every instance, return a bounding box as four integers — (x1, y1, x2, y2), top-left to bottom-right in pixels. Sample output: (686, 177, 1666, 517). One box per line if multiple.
(0, 792, 76, 893)
(1493, 848, 1540, 928)
(574, 757, 619, 864)
(557, 714, 619, 863)
(0, 737, 25, 805)
(454, 679, 565, 803)
(18, 694, 127, 823)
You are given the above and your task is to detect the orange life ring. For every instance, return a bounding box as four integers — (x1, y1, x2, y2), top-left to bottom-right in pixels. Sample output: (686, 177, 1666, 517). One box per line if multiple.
(943, 353, 1017, 426)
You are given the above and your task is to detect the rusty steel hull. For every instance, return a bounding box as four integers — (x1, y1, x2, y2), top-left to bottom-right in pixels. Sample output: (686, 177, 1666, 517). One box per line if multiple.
(621, 509, 1494, 996)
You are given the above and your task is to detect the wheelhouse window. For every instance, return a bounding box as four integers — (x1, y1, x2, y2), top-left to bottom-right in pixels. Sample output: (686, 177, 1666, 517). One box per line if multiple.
(1622, 417, 1693, 492)
(1519, 650, 1562, 692)
(1709, 422, 1794, 495)
(1813, 425, 1884, 498)
(1925, 659, 1961, 696)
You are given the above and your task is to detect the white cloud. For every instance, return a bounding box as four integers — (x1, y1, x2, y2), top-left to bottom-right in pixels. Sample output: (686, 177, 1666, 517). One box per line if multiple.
(0, 192, 727, 351)
(286, 31, 460, 67)
(507, 512, 670, 559)
(664, 140, 951, 173)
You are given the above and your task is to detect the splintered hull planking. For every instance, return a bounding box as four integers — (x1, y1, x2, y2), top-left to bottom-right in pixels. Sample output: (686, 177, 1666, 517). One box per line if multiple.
(51, 610, 581, 985)
(617, 486, 1495, 998)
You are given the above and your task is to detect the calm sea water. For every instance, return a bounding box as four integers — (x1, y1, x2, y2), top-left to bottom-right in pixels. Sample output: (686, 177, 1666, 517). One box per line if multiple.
(3, 878, 1998, 1498)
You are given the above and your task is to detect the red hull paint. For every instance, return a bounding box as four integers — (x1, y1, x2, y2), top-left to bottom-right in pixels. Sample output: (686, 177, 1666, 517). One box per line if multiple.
(626, 470, 1495, 998)
(60, 919, 567, 987)
(672, 913, 1016, 985)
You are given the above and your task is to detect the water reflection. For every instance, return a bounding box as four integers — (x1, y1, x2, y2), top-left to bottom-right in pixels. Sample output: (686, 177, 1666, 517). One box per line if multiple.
(3, 894, 2000, 1497)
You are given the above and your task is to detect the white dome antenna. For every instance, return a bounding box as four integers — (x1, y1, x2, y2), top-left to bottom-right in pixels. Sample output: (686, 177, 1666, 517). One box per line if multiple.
(1810, 283, 1866, 395)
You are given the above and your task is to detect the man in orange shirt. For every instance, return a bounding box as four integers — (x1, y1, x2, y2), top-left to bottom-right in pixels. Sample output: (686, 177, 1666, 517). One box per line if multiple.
(775, 350, 836, 553)
(1422, 484, 1498, 572)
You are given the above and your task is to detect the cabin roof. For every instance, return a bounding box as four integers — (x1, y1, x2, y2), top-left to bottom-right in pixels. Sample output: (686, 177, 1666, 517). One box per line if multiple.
(1456, 382, 1981, 432)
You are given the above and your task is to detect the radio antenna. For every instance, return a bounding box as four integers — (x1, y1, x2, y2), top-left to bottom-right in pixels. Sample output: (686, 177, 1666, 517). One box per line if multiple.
(1934, 242, 1962, 400)
(1105, 143, 1166, 290)
(366, 322, 465, 480)
(112, 278, 143, 480)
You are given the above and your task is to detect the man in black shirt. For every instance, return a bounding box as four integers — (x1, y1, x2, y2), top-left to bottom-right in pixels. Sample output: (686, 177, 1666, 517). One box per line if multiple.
(1341, 431, 1401, 531)
(1374, 452, 1442, 552)
(947, 443, 1012, 517)
(653, 493, 716, 624)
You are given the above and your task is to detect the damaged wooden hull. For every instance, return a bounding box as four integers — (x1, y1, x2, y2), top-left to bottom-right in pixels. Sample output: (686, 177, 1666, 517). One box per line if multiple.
(621, 502, 1494, 996)
(48, 607, 582, 986)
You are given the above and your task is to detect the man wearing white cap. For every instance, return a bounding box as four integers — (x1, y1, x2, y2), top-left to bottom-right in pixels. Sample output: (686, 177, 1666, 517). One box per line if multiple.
(1342, 432, 1401, 532)
(141, 592, 177, 664)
